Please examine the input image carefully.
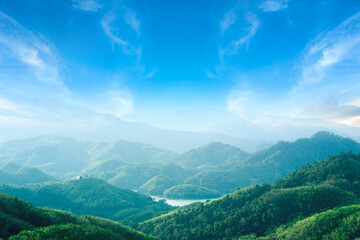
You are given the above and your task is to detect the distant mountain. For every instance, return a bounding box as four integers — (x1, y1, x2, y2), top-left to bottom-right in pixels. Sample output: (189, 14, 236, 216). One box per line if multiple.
(210, 117, 360, 143)
(0, 105, 271, 153)
(0, 135, 91, 179)
(138, 152, 360, 240)
(185, 131, 360, 194)
(0, 161, 21, 173)
(89, 139, 176, 164)
(0, 193, 156, 240)
(0, 135, 179, 180)
(0, 167, 55, 185)
(174, 142, 250, 169)
(107, 162, 195, 190)
(0, 178, 174, 226)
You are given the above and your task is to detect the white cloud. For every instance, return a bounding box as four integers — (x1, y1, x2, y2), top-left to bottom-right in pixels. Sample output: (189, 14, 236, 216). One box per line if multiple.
(0, 11, 60, 85)
(124, 9, 141, 35)
(101, 12, 142, 58)
(227, 90, 261, 119)
(0, 96, 20, 112)
(220, 8, 237, 35)
(300, 11, 360, 86)
(87, 91, 133, 117)
(259, 0, 289, 12)
(219, 12, 260, 59)
(72, 0, 102, 12)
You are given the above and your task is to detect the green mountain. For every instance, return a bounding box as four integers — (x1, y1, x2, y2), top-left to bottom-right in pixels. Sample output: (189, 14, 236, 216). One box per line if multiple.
(163, 184, 221, 199)
(138, 175, 177, 196)
(97, 161, 194, 191)
(0, 161, 22, 173)
(174, 142, 250, 169)
(0, 178, 174, 226)
(255, 204, 360, 240)
(0, 135, 177, 181)
(0, 193, 156, 240)
(138, 152, 360, 240)
(184, 131, 360, 194)
(89, 139, 176, 164)
(0, 167, 55, 185)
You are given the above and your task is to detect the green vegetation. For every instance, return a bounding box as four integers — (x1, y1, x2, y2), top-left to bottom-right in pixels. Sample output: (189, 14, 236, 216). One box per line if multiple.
(138, 175, 177, 196)
(163, 184, 221, 199)
(255, 205, 360, 240)
(89, 139, 176, 164)
(0, 178, 174, 226)
(175, 142, 250, 169)
(0, 193, 156, 240)
(184, 132, 360, 194)
(138, 152, 360, 239)
(0, 167, 55, 185)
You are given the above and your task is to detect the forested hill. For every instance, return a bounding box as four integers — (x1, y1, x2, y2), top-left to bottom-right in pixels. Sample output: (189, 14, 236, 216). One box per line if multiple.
(185, 131, 360, 194)
(0, 193, 156, 240)
(174, 142, 250, 169)
(0, 178, 174, 226)
(138, 152, 360, 240)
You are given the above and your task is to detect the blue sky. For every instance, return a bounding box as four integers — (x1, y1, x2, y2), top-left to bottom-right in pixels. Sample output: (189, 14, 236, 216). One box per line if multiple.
(1, 0, 360, 133)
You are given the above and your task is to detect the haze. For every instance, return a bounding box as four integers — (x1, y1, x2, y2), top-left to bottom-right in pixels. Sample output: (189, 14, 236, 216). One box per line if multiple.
(1, 0, 360, 150)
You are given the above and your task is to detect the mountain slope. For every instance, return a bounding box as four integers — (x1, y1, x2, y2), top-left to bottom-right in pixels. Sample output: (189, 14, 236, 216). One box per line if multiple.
(0, 167, 55, 185)
(89, 139, 176, 164)
(185, 132, 360, 194)
(175, 142, 250, 169)
(138, 152, 360, 239)
(0, 178, 174, 226)
(0, 193, 156, 240)
(256, 204, 360, 240)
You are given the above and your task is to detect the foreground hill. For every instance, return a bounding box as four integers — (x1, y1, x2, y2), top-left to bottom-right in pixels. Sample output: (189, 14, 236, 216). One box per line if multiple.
(185, 131, 360, 194)
(0, 193, 155, 240)
(138, 152, 360, 239)
(0, 178, 174, 226)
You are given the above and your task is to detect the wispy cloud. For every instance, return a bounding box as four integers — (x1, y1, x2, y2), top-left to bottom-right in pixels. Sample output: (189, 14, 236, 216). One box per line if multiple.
(205, 69, 217, 79)
(219, 12, 260, 60)
(143, 70, 158, 79)
(0, 96, 20, 112)
(72, 0, 102, 12)
(101, 12, 142, 59)
(259, 0, 289, 12)
(220, 8, 237, 35)
(299, 11, 360, 86)
(85, 90, 133, 117)
(0, 11, 60, 85)
(124, 8, 141, 35)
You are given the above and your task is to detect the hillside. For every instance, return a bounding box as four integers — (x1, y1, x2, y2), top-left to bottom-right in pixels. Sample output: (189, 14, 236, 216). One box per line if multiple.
(138, 152, 360, 239)
(174, 142, 250, 169)
(0, 135, 178, 181)
(0, 178, 174, 226)
(184, 131, 360, 194)
(89, 139, 176, 164)
(0, 193, 156, 240)
(0, 167, 55, 185)
(255, 204, 360, 240)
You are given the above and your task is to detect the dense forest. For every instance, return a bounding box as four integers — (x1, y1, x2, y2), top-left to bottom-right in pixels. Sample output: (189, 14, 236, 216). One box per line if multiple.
(138, 152, 360, 239)
(0, 193, 156, 240)
(0, 178, 174, 226)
